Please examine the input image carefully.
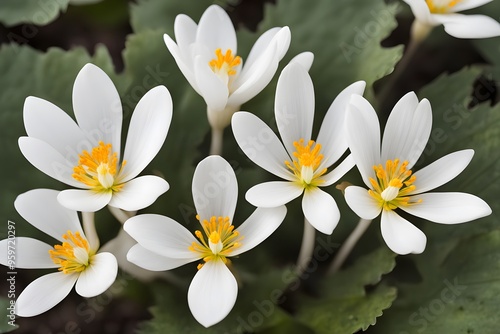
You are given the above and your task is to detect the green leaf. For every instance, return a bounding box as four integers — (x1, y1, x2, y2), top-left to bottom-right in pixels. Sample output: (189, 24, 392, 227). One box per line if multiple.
(296, 248, 397, 333)
(138, 269, 293, 334)
(130, 0, 230, 34)
(0, 44, 120, 240)
(415, 66, 500, 243)
(0, 0, 69, 27)
(370, 230, 500, 334)
(366, 66, 500, 333)
(256, 0, 403, 106)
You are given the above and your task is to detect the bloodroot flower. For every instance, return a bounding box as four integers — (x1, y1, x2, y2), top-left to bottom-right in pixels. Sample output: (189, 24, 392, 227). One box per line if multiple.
(0, 189, 117, 316)
(232, 62, 365, 234)
(124, 156, 286, 327)
(404, 0, 500, 39)
(163, 4, 291, 131)
(344, 92, 492, 255)
(18, 63, 172, 212)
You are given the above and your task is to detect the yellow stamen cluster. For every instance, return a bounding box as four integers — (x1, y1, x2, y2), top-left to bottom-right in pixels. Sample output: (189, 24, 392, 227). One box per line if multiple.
(285, 138, 327, 187)
(368, 159, 421, 211)
(49, 231, 93, 274)
(209, 48, 241, 76)
(189, 215, 243, 269)
(72, 141, 125, 192)
(426, 0, 462, 13)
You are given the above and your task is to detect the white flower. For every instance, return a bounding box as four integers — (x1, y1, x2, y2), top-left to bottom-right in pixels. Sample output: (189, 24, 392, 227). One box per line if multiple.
(404, 0, 500, 38)
(18, 63, 172, 212)
(344, 92, 492, 255)
(0, 189, 118, 317)
(124, 156, 286, 327)
(231, 62, 365, 234)
(164, 4, 291, 130)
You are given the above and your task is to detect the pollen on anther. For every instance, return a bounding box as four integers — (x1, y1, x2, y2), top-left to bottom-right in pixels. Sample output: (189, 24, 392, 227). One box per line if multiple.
(285, 138, 326, 186)
(189, 215, 243, 264)
(368, 159, 421, 211)
(209, 48, 241, 76)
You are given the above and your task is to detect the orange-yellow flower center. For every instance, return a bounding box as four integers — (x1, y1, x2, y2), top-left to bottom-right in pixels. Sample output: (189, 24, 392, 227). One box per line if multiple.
(209, 48, 241, 84)
(49, 231, 93, 274)
(189, 215, 243, 270)
(72, 141, 126, 192)
(368, 159, 421, 211)
(426, 0, 462, 13)
(285, 139, 327, 187)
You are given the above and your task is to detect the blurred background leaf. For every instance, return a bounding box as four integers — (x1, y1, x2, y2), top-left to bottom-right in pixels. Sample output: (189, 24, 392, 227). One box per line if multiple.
(0, 0, 69, 27)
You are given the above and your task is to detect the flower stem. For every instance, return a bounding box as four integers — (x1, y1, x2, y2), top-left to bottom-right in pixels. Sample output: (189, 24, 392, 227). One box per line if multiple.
(108, 206, 136, 224)
(82, 211, 99, 251)
(209, 127, 224, 156)
(376, 21, 432, 108)
(296, 218, 316, 273)
(327, 218, 372, 276)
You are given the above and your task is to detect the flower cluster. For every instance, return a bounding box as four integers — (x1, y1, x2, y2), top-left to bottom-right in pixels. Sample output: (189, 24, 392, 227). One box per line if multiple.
(0, 3, 493, 329)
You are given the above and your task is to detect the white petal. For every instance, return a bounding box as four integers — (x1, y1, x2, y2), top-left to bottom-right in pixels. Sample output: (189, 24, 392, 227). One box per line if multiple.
(174, 13, 198, 62)
(232, 206, 287, 255)
(188, 260, 238, 327)
(241, 27, 282, 73)
(450, 0, 493, 12)
(100, 229, 167, 281)
(317, 81, 366, 170)
(192, 156, 238, 221)
(228, 42, 279, 106)
(127, 244, 196, 271)
(57, 189, 112, 212)
(229, 27, 291, 105)
(403, 0, 434, 24)
(322, 154, 356, 187)
(120, 86, 172, 182)
(381, 210, 427, 255)
(124, 214, 198, 260)
(231, 112, 293, 180)
(410, 149, 474, 194)
(75, 252, 117, 298)
(163, 33, 200, 94)
(435, 14, 500, 39)
(275, 62, 315, 156)
(72, 63, 122, 155)
(268, 26, 290, 60)
(288, 51, 314, 71)
(344, 186, 382, 220)
(23, 96, 88, 162)
(109, 176, 169, 211)
(400, 192, 492, 224)
(194, 55, 229, 112)
(382, 94, 432, 169)
(346, 95, 381, 187)
(18, 137, 82, 187)
(245, 181, 303, 207)
(16, 272, 78, 317)
(0, 238, 56, 269)
(302, 188, 340, 235)
(196, 5, 237, 55)
(15, 189, 83, 241)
